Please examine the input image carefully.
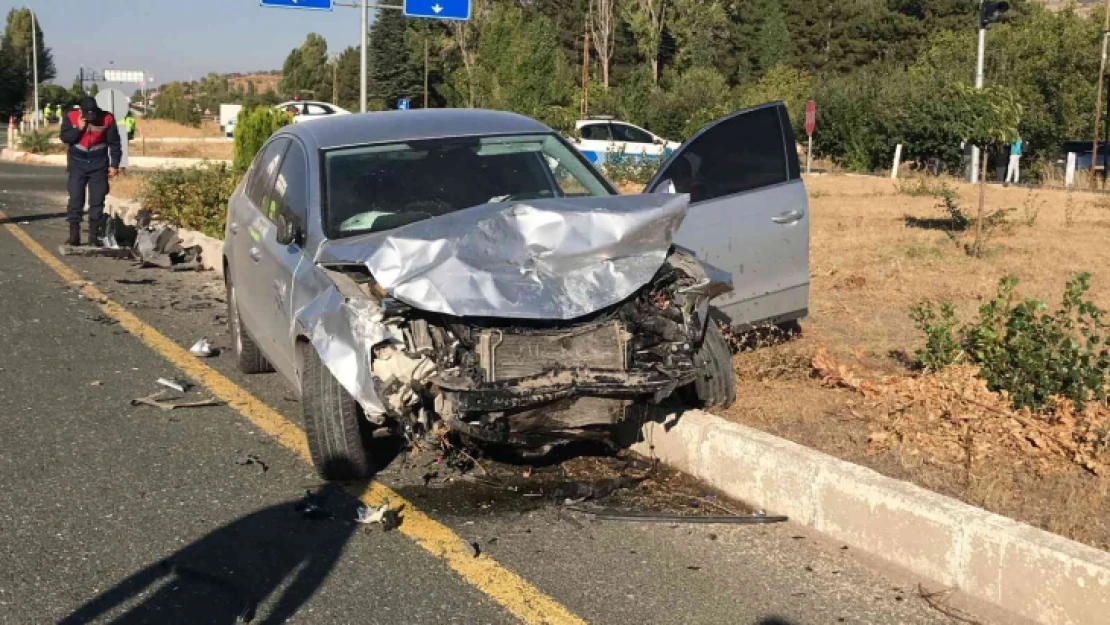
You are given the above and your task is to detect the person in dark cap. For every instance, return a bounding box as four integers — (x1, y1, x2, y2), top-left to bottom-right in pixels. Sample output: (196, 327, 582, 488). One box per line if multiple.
(59, 96, 122, 247)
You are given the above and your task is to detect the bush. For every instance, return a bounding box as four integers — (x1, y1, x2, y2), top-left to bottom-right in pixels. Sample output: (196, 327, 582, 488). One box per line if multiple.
(136, 163, 243, 239)
(233, 107, 292, 172)
(601, 146, 661, 186)
(18, 130, 52, 154)
(913, 274, 1110, 411)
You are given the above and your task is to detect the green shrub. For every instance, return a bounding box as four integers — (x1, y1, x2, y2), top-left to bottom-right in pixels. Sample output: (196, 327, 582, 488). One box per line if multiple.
(232, 107, 291, 172)
(136, 163, 243, 239)
(939, 187, 971, 232)
(913, 274, 1110, 411)
(601, 147, 661, 187)
(897, 178, 948, 198)
(18, 130, 52, 154)
(910, 301, 962, 371)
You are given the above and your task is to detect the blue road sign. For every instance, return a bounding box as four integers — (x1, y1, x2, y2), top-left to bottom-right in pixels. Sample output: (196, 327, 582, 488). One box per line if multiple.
(397, 98, 411, 110)
(260, 0, 333, 11)
(404, 0, 470, 20)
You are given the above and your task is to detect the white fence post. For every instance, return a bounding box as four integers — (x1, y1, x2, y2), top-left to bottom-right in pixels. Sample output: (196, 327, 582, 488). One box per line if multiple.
(890, 144, 903, 179)
(1065, 152, 1077, 189)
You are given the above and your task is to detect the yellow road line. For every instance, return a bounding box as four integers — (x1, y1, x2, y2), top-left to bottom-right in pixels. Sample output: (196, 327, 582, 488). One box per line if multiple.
(1, 213, 588, 625)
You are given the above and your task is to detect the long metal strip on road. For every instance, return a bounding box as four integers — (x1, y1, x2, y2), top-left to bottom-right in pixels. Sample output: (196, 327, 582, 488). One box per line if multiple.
(0, 208, 589, 625)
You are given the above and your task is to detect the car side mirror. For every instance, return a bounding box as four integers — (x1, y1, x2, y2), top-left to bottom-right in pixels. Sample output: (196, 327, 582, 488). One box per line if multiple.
(274, 212, 300, 246)
(654, 179, 677, 194)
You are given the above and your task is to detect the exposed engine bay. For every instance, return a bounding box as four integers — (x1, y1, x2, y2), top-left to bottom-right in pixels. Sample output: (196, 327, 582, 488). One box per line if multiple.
(322, 247, 728, 448)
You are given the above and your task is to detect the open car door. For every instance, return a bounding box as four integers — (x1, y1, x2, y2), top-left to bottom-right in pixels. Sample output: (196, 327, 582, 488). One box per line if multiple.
(645, 102, 809, 331)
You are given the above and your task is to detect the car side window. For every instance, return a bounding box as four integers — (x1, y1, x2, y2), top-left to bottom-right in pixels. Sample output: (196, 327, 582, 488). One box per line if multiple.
(246, 139, 290, 207)
(665, 106, 788, 203)
(611, 123, 653, 144)
(579, 124, 612, 141)
(306, 104, 329, 115)
(268, 142, 309, 228)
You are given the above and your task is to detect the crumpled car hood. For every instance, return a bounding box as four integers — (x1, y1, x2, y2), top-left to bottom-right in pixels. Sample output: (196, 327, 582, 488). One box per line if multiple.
(316, 194, 694, 320)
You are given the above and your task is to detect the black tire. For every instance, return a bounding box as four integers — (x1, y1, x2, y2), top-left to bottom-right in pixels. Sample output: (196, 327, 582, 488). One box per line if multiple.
(227, 278, 274, 374)
(298, 342, 373, 481)
(692, 322, 737, 409)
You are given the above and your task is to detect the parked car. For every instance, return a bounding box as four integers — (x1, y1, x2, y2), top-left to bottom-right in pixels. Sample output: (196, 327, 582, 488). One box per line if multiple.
(224, 105, 808, 480)
(570, 117, 680, 165)
(275, 100, 351, 123)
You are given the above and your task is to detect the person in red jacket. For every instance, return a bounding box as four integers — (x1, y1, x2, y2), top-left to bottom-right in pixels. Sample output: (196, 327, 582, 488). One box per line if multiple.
(60, 96, 122, 247)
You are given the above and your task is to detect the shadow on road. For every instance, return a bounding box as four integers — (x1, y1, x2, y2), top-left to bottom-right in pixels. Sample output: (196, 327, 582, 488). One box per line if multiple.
(754, 618, 802, 625)
(57, 488, 362, 624)
(0, 211, 67, 225)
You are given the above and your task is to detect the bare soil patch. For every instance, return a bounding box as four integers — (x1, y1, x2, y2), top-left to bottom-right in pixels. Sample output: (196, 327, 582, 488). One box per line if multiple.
(128, 140, 232, 161)
(720, 174, 1110, 550)
(135, 120, 223, 139)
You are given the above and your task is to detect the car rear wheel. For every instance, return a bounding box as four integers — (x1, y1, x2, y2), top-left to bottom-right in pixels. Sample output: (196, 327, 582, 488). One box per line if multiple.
(298, 342, 373, 481)
(227, 278, 274, 374)
(692, 322, 736, 409)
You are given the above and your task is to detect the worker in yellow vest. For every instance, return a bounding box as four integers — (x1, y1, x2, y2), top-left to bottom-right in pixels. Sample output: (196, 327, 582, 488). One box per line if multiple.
(124, 112, 136, 141)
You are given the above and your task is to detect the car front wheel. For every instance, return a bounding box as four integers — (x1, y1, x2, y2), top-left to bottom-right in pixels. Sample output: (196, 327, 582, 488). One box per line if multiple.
(298, 342, 373, 481)
(692, 322, 737, 409)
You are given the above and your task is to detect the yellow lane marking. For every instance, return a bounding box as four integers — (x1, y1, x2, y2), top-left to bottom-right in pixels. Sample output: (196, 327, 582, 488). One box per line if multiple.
(1, 213, 588, 625)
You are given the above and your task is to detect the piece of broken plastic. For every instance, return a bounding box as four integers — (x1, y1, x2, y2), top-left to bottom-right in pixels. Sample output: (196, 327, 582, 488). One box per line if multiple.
(156, 377, 194, 393)
(189, 338, 214, 357)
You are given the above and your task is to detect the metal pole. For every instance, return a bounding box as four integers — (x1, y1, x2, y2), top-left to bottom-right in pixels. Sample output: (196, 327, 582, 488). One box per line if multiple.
(970, 25, 986, 184)
(1091, 0, 1110, 190)
(424, 36, 429, 109)
(360, 0, 368, 113)
(806, 135, 813, 176)
(31, 9, 39, 131)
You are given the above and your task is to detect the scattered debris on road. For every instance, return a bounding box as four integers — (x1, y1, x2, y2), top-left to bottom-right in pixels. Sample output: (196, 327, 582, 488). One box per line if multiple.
(294, 490, 334, 521)
(567, 507, 788, 524)
(130, 390, 222, 411)
(189, 337, 216, 358)
(355, 499, 401, 531)
(57, 244, 131, 258)
(156, 377, 194, 393)
(89, 380, 103, 387)
(234, 453, 269, 473)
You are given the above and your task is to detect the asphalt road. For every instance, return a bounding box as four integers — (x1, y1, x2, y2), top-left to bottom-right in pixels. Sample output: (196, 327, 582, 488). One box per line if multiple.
(0, 161, 976, 625)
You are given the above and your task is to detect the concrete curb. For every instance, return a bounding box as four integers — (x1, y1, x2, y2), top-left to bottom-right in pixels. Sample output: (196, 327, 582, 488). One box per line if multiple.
(632, 410, 1110, 625)
(105, 195, 224, 278)
(0, 147, 228, 169)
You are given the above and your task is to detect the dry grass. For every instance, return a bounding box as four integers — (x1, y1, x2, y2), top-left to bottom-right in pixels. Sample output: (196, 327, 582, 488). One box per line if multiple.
(135, 120, 223, 139)
(129, 140, 233, 160)
(109, 172, 145, 201)
(715, 174, 1110, 550)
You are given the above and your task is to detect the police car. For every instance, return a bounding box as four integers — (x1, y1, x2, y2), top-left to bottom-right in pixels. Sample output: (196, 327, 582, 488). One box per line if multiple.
(569, 116, 680, 166)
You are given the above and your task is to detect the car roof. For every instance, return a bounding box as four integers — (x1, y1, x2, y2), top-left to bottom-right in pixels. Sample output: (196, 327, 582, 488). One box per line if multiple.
(275, 108, 555, 150)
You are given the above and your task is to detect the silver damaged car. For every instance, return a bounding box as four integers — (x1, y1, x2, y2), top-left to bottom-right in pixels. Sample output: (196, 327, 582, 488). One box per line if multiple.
(223, 106, 809, 480)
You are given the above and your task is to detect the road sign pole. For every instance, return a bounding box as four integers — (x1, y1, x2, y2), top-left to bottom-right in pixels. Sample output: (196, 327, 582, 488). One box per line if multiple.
(31, 9, 39, 131)
(360, 0, 368, 113)
(806, 135, 813, 176)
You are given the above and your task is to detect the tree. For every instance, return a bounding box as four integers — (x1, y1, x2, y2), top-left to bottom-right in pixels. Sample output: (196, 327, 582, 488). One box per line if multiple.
(70, 75, 84, 99)
(589, 0, 617, 88)
(233, 107, 292, 171)
(369, 8, 422, 107)
(152, 82, 200, 126)
(41, 84, 73, 109)
(3, 8, 56, 88)
(754, 0, 791, 72)
(280, 33, 331, 100)
(333, 46, 363, 111)
(669, 0, 730, 73)
(0, 36, 29, 116)
(621, 0, 668, 84)
(89, 83, 99, 97)
(448, 0, 492, 107)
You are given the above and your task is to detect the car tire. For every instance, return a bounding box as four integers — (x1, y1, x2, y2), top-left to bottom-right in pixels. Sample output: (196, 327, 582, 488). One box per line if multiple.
(692, 321, 736, 409)
(298, 342, 373, 481)
(227, 278, 274, 374)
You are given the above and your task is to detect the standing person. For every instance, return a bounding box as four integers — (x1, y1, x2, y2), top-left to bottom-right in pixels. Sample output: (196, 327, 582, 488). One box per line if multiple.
(60, 96, 122, 247)
(56, 103, 65, 125)
(1005, 136, 1023, 186)
(124, 111, 136, 141)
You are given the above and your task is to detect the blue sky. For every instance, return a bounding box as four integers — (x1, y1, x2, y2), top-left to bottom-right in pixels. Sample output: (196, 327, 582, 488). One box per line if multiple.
(9, 0, 373, 87)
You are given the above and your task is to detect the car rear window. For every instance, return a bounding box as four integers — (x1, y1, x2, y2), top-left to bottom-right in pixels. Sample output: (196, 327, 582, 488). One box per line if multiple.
(323, 133, 612, 238)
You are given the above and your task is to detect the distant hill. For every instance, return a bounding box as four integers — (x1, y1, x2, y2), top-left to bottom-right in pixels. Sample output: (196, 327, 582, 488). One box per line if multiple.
(227, 72, 281, 95)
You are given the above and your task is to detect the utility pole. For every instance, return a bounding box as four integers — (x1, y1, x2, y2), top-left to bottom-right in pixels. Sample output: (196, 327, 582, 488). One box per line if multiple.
(30, 9, 39, 131)
(969, 2, 1010, 184)
(360, 0, 368, 113)
(424, 36, 429, 109)
(1091, 0, 1110, 189)
(581, 26, 590, 118)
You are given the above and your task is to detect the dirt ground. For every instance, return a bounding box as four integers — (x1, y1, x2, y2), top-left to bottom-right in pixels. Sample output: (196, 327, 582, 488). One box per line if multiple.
(721, 174, 1110, 551)
(134, 120, 223, 139)
(128, 140, 232, 160)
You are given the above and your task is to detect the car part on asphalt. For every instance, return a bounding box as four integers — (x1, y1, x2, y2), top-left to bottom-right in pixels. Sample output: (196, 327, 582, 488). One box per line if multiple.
(355, 499, 400, 531)
(130, 390, 223, 411)
(189, 337, 215, 358)
(133, 225, 202, 270)
(156, 377, 193, 393)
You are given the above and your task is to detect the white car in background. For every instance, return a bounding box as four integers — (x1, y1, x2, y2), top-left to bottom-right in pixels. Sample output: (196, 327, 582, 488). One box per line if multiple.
(570, 117, 680, 166)
(276, 100, 351, 123)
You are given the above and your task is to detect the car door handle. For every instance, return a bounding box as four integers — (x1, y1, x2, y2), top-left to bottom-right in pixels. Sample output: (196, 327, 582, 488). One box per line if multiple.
(772, 210, 805, 225)
(249, 247, 262, 262)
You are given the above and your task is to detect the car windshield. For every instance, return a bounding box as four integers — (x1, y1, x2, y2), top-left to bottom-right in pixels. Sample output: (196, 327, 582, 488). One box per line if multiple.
(324, 133, 612, 238)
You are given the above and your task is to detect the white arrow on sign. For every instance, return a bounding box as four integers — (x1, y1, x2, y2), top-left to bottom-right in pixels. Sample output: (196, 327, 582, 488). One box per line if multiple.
(431, 3, 443, 13)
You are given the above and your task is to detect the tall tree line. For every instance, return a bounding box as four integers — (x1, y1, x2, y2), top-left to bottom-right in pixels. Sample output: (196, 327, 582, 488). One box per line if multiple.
(0, 7, 56, 118)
